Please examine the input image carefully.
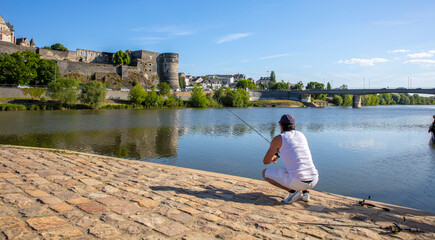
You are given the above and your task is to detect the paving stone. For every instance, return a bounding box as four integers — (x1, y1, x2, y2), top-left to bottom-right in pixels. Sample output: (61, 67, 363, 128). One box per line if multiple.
(201, 213, 223, 223)
(0, 216, 25, 230)
(112, 203, 143, 215)
(130, 213, 167, 228)
(19, 205, 53, 217)
(77, 201, 107, 214)
(89, 223, 120, 239)
(102, 185, 119, 193)
(2, 193, 35, 207)
(26, 216, 68, 230)
(0, 173, 17, 178)
(38, 196, 64, 205)
(118, 221, 150, 235)
(217, 205, 247, 215)
(154, 221, 190, 237)
(62, 209, 84, 220)
(2, 225, 32, 239)
(96, 197, 130, 206)
(100, 212, 126, 224)
(179, 206, 202, 215)
(67, 197, 91, 205)
(39, 226, 83, 240)
(83, 191, 109, 199)
(25, 189, 51, 198)
(76, 215, 99, 228)
(57, 179, 81, 187)
(51, 190, 80, 200)
(26, 177, 51, 185)
(80, 178, 103, 186)
(49, 203, 75, 213)
(5, 177, 25, 185)
(131, 197, 159, 208)
(170, 212, 195, 224)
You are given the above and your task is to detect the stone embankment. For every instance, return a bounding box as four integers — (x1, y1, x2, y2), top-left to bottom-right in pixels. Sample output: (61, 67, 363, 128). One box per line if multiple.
(0, 145, 434, 239)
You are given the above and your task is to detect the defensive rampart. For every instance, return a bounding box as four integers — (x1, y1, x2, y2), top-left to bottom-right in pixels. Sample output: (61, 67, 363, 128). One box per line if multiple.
(0, 41, 35, 54)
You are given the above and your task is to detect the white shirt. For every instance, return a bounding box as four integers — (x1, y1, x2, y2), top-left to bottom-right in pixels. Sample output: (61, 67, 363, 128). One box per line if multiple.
(279, 130, 318, 181)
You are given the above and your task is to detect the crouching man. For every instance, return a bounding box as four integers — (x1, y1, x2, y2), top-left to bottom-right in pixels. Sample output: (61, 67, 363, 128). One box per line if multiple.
(262, 114, 319, 204)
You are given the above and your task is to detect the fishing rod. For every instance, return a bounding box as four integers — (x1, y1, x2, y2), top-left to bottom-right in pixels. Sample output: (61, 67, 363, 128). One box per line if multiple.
(225, 108, 271, 143)
(356, 196, 391, 212)
(297, 222, 422, 233)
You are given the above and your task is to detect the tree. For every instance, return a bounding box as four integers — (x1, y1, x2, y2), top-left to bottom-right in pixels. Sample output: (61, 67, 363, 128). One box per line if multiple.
(291, 83, 303, 90)
(112, 50, 130, 65)
(80, 81, 107, 109)
(327, 82, 332, 90)
(270, 71, 276, 83)
(235, 79, 256, 89)
(270, 80, 289, 90)
(143, 86, 163, 108)
(342, 94, 353, 106)
(178, 77, 184, 88)
(340, 84, 348, 90)
(48, 78, 79, 105)
(50, 43, 68, 52)
(23, 88, 46, 100)
(306, 81, 325, 99)
(35, 59, 58, 85)
(129, 85, 147, 104)
(157, 82, 171, 96)
(333, 95, 343, 106)
(0, 51, 58, 86)
(190, 85, 209, 107)
(306, 82, 325, 90)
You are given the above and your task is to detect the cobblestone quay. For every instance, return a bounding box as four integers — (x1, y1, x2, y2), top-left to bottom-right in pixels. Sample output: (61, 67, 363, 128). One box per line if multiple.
(0, 145, 434, 239)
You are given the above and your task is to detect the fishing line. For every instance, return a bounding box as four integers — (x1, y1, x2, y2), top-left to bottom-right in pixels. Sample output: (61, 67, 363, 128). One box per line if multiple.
(225, 108, 271, 143)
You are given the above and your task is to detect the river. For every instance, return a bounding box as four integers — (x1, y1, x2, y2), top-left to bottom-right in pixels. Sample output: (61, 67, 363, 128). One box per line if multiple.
(0, 105, 434, 212)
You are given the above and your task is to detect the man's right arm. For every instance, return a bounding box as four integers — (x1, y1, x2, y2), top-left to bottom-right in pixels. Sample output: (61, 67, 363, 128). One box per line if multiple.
(263, 135, 282, 165)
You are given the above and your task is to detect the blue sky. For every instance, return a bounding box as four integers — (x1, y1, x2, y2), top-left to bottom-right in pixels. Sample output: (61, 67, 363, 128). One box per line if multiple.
(2, 0, 435, 88)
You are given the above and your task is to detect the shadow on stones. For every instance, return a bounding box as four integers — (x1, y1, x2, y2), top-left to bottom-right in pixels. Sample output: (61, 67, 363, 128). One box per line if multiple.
(150, 185, 285, 206)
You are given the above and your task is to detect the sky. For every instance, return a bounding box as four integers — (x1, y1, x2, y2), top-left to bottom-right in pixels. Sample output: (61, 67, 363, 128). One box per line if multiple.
(2, 0, 435, 88)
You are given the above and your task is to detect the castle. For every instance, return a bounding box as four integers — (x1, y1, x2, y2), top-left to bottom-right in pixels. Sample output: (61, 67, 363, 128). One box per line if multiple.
(0, 15, 179, 89)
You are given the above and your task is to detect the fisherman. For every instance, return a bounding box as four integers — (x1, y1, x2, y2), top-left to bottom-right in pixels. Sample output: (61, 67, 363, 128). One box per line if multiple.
(262, 114, 319, 204)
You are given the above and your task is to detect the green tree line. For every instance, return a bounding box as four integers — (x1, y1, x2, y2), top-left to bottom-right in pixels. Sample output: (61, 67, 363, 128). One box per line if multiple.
(0, 51, 59, 86)
(332, 93, 435, 106)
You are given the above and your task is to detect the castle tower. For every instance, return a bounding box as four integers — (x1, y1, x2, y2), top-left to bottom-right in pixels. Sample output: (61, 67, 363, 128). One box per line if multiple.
(30, 38, 35, 48)
(156, 53, 179, 89)
(0, 15, 14, 43)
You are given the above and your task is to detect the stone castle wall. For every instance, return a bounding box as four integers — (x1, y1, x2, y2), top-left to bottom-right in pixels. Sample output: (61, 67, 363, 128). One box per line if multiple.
(0, 41, 35, 54)
(0, 40, 178, 89)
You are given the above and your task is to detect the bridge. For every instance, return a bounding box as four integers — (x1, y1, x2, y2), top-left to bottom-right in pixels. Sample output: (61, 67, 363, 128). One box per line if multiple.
(248, 88, 435, 108)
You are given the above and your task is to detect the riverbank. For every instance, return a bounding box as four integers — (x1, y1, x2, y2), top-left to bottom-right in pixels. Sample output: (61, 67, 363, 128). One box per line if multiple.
(0, 145, 433, 239)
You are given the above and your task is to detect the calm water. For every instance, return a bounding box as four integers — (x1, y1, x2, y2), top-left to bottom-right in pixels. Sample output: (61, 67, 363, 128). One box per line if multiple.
(0, 106, 434, 213)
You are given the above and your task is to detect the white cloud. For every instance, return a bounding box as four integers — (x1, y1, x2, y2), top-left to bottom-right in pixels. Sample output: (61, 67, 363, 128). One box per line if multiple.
(258, 53, 291, 60)
(389, 49, 410, 53)
(429, 50, 435, 54)
(407, 52, 433, 58)
(337, 58, 389, 66)
(217, 33, 252, 44)
(404, 59, 435, 64)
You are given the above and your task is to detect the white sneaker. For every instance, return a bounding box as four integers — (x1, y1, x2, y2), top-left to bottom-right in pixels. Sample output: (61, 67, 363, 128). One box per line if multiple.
(301, 191, 310, 202)
(282, 191, 301, 204)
